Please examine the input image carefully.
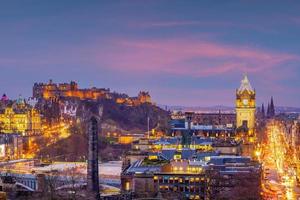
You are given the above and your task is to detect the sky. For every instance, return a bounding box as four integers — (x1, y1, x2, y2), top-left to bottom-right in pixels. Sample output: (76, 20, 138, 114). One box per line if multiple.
(0, 1, 299, 107)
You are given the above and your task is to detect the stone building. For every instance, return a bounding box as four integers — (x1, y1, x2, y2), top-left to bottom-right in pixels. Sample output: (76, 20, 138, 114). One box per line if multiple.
(33, 80, 110, 100)
(116, 91, 152, 106)
(0, 107, 41, 136)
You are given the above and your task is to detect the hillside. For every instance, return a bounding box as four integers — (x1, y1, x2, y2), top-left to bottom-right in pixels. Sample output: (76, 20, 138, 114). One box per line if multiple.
(100, 99, 170, 134)
(37, 100, 170, 161)
(75, 99, 171, 135)
(37, 133, 130, 162)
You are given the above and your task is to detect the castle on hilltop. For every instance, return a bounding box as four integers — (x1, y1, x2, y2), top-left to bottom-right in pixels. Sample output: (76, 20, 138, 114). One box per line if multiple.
(33, 80, 152, 106)
(33, 80, 110, 100)
(116, 91, 151, 106)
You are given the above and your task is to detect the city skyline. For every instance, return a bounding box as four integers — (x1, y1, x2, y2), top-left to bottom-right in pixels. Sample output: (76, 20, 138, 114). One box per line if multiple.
(1, 1, 300, 106)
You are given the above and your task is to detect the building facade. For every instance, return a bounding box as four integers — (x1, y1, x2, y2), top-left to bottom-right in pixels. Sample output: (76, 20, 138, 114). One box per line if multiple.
(121, 153, 261, 200)
(0, 107, 41, 136)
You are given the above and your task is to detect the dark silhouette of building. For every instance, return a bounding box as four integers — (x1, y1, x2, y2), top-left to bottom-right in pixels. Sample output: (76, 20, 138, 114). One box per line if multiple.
(261, 103, 265, 118)
(270, 96, 275, 117)
(266, 97, 275, 118)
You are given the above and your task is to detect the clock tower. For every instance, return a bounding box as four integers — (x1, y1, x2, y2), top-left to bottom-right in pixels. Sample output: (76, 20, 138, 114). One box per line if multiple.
(236, 75, 256, 135)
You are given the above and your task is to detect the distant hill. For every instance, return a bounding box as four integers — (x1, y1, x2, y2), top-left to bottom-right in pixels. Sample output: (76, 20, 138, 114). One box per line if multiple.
(159, 104, 300, 113)
(158, 104, 235, 113)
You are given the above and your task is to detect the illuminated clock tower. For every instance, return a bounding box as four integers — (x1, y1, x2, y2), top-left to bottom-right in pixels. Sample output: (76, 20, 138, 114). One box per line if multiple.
(236, 75, 256, 135)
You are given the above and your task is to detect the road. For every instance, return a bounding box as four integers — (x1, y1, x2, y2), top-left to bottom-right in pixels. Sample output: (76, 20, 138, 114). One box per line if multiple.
(260, 120, 300, 200)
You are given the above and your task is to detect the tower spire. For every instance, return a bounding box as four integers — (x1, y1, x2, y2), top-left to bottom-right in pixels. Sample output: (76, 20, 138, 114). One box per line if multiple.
(261, 103, 265, 118)
(270, 96, 275, 117)
(267, 103, 270, 118)
(238, 74, 254, 93)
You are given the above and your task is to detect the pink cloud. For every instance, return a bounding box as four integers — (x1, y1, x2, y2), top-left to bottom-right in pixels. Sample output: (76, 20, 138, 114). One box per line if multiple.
(290, 17, 300, 25)
(134, 20, 279, 34)
(94, 38, 299, 77)
(140, 20, 233, 28)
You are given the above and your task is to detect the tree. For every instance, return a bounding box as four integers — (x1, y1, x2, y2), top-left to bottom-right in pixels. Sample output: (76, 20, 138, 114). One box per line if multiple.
(64, 166, 85, 200)
(41, 172, 60, 200)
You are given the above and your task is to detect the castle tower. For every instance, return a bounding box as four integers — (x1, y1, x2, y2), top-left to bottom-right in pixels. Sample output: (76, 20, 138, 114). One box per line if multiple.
(236, 75, 256, 135)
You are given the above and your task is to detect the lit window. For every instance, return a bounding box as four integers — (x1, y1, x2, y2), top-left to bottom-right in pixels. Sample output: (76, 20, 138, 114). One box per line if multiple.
(125, 182, 130, 191)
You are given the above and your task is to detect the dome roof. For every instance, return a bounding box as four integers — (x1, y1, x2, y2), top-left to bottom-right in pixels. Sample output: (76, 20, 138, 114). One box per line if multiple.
(1, 93, 8, 101)
(16, 94, 25, 105)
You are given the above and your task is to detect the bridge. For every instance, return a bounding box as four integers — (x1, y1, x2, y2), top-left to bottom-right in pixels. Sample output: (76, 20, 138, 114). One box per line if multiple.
(0, 172, 120, 192)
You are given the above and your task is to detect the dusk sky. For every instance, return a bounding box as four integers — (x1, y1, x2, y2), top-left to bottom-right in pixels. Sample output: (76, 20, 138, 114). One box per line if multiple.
(1, 1, 299, 107)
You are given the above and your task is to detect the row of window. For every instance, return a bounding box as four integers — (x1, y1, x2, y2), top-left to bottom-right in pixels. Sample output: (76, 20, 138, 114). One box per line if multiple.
(154, 176, 206, 184)
(159, 185, 205, 193)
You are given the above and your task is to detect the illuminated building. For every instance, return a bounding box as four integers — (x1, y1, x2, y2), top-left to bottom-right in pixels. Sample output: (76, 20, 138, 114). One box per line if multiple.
(0, 133, 23, 159)
(131, 136, 241, 156)
(236, 75, 256, 135)
(171, 111, 236, 127)
(170, 112, 236, 139)
(0, 107, 41, 136)
(33, 80, 152, 106)
(121, 151, 261, 199)
(137, 91, 151, 104)
(116, 91, 152, 106)
(33, 80, 110, 100)
(118, 135, 134, 144)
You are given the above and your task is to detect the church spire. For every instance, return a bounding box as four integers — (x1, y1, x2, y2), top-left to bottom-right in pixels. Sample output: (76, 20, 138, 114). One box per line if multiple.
(270, 96, 275, 117)
(261, 103, 265, 118)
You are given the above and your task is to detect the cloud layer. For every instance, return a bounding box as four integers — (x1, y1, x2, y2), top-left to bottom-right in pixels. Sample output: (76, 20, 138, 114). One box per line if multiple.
(95, 38, 298, 78)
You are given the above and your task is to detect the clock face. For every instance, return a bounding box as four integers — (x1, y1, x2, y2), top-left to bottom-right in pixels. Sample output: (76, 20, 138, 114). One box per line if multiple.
(242, 99, 249, 105)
